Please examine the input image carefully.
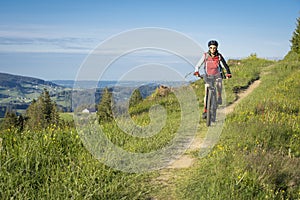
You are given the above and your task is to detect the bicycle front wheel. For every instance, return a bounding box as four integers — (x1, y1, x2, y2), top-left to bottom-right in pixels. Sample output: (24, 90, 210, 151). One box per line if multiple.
(206, 89, 212, 127)
(211, 91, 217, 122)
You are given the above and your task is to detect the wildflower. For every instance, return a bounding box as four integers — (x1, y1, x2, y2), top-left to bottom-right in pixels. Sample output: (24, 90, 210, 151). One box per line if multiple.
(217, 144, 224, 150)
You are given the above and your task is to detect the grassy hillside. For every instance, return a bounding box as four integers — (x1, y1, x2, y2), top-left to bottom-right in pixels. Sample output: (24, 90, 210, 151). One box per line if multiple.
(170, 58, 300, 199)
(0, 72, 71, 116)
(0, 56, 299, 199)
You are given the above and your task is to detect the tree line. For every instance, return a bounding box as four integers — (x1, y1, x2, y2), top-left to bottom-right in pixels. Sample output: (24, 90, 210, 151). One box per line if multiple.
(1, 87, 144, 131)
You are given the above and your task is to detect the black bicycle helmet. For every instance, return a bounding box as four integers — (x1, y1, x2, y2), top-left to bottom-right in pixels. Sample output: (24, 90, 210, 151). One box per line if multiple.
(208, 40, 218, 47)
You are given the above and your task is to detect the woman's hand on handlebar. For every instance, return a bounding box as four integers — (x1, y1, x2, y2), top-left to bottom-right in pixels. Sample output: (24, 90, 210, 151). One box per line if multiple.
(193, 71, 200, 77)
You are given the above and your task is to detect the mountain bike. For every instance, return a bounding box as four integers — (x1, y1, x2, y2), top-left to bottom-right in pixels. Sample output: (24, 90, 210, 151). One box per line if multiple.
(205, 76, 218, 127)
(186, 72, 219, 126)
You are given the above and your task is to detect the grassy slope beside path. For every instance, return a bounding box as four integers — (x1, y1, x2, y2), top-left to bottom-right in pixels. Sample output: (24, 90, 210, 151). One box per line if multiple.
(165, 59, 300, 199)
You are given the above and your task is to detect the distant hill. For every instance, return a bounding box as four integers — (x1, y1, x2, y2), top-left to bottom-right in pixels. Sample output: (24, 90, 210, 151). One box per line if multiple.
(0, 72, 177, 118)
(0, 72, 70, 117)
(0, 72, 61, 88)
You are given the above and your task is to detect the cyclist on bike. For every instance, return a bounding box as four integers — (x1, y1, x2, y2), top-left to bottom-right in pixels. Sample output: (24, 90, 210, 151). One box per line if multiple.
(194, 40, 232, 119)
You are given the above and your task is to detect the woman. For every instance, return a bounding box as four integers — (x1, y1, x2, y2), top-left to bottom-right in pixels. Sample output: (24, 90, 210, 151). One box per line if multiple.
(194, 40, 232, 119)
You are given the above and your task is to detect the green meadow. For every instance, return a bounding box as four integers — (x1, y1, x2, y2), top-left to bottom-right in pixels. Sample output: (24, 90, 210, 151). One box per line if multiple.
(1, 54, 299, 199)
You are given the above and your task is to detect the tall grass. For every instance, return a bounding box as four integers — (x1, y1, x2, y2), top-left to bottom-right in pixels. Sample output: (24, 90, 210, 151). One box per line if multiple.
(0, 126, 157, 199)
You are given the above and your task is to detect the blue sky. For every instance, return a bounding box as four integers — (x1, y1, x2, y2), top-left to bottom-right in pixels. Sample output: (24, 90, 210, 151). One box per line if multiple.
(0, 0, 299, 80)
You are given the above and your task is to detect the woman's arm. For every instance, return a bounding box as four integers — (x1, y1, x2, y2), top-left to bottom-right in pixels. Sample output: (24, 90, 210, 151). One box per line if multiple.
(195, 53, 206, 76)
(219, 54, 231, 74)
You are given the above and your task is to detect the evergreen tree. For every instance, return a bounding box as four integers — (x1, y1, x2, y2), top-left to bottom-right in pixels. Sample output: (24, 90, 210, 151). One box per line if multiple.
(25, 89, 60, 130)
(129, 89, 143, 108)
(290, 17, 300, 55)
(26, 98, 43, 129)
(16, 114, 24, 131)
(42, 88, 53, 124)
(97, 88, 113, 123)
(1, 109, 18, 130)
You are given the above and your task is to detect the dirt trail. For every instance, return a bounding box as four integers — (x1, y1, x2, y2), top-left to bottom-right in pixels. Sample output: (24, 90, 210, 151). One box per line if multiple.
(160, 79, 261, 170)
(152, 79, 262, 200)
(225, 80, 261, 114)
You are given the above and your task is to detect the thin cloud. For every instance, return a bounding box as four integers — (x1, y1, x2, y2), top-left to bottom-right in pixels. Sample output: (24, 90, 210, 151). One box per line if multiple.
(0, 36, 97, 53)
(0, 24, 110, 54)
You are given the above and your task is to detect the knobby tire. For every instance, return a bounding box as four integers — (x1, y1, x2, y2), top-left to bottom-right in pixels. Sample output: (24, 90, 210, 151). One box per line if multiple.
(211, 91, 217, 122)
(206, 89, 212, 127)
